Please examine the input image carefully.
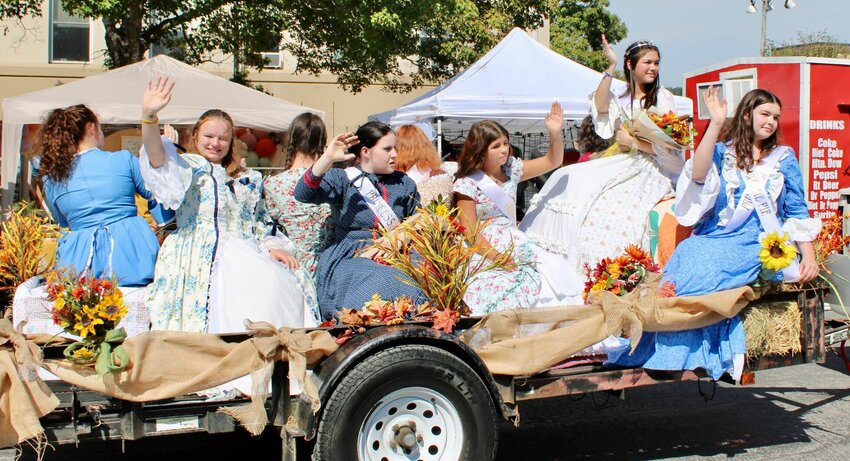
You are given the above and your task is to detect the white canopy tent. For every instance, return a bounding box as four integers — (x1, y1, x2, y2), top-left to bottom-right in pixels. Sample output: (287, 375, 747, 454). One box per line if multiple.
(2, 55, 323, 210)
(370, 27, 692, 136)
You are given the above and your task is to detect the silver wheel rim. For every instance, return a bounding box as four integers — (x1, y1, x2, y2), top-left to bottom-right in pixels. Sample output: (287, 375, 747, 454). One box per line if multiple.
(357, 386, 464, 460)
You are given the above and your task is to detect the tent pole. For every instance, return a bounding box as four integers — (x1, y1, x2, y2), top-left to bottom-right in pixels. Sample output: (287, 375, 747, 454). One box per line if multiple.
(436, 117, 443, 157)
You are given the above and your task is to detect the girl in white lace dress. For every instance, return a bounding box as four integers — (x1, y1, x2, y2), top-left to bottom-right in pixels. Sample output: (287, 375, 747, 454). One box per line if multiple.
(520, 38, 687, 276)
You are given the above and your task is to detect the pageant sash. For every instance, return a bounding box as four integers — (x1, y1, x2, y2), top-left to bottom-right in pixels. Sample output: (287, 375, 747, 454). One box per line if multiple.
(345, 167, 400, 230)
(720, 146, 800, 281)
(469, 170, 517, 222)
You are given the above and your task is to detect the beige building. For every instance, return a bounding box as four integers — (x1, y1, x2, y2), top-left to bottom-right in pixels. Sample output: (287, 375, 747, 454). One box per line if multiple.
(0, 3, 551, 134)
(0, 1, 444, 135)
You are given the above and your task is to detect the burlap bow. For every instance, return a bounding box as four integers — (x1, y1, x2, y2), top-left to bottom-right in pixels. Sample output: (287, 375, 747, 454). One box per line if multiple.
(0, 318, 59, 447)
(219, 321, 338, 436)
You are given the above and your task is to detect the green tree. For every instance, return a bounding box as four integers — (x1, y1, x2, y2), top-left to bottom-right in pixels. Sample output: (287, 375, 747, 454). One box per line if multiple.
(768, 30, 850, 58)
(549, 0, 627, 71)
(1, 0, 549, 92)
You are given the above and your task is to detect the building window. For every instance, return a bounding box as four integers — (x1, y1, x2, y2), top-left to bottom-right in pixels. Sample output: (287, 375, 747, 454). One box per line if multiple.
(50, 0, 90, 62)
(696, 81, 723, 120)
(696, 70, 757, 120)
(719, 69, 757, 117)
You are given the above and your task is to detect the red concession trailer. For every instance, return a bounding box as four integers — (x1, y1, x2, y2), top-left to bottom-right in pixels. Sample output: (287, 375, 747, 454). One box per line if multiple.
(684, 57, 850, 219)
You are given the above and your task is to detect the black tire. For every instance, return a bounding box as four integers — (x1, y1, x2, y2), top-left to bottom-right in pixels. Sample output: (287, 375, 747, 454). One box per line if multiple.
(313, 344, 498, 461)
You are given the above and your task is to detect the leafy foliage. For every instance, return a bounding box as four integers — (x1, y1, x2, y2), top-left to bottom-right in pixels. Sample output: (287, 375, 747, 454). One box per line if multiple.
(768, 30, 850, 59)
(549, 0, 627, 71)
(0, 0, 552, 92)
(0, 202, 62, 297)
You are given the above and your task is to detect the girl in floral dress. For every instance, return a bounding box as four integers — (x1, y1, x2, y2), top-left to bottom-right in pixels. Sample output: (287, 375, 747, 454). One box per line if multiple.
(609, 88, 821, 380)
(140, 77, 318, 333)
(454, 102, 583, 315)
(521, 38, 685, 275)
(264, 113, 334, 277)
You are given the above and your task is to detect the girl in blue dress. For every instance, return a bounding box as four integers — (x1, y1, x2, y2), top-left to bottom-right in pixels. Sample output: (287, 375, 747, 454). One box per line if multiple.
(140, 78, 317, 333)
(608, 88, 821, 380)
(35, 104, 162, 286)
(295, 122, 427, 320)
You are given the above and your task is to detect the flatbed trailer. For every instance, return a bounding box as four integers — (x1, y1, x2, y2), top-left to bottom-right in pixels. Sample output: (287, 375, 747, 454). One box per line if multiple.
(36, 282, 844, 460)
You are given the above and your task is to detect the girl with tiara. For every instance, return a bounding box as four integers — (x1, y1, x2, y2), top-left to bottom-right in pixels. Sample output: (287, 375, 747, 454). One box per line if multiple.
(520, 37, 686, 279)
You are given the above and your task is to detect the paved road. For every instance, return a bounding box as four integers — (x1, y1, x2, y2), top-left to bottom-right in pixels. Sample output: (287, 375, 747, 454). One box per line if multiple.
(5, 352, 850, 460)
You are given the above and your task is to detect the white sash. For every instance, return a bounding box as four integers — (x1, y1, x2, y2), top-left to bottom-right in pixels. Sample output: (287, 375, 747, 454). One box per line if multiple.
(469, 170, 517, 222)
(720, 146, 800, 281)
(345, 167, 400, 231)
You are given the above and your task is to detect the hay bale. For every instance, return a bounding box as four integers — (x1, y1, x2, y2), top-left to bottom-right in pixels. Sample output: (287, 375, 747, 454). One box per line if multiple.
(741, 300, 802, 360)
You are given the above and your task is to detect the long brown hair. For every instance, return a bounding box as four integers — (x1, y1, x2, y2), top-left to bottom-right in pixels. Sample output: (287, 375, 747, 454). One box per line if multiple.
(395, 124, 440, 172)
(190, 109, 243, 177)
(576, 115, 611, 153)
(33, 104, 99, 183)
(455, 120, 509, 179)
(283, 112, 326, 170)
(728, 89, 782, 172)
(622, 40, 661, 110)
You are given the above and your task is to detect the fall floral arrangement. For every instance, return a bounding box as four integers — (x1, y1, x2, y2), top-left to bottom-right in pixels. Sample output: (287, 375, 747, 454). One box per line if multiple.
(332, 195, 513, 335)
(813, 213, 850, 312)
(814, 213, 850, 265)
(583, 245, 664, 300)
(46, 269, 129, 374)
(0, 202, 62, 313)
(647, 111, 697, 148)
(605, 108, 697, 157)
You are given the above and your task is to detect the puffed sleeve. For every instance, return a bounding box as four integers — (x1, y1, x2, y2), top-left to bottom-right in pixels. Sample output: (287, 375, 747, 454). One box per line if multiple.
(453, 176, 479, 200)
(294, 167, 345, 206)
(778, 150, 821, 242)
(139, 137, 195, 211)
(126, 150, 174, 225)
(588, 90, 622, 140)
(674, 143, 724, 227)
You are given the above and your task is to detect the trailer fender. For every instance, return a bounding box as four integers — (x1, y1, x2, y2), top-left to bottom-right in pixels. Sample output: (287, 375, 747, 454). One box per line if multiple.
(291, 324, 514, 440)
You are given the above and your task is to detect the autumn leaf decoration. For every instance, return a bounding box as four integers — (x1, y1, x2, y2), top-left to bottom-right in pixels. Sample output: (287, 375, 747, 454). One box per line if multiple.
(336, 195, 514, 334)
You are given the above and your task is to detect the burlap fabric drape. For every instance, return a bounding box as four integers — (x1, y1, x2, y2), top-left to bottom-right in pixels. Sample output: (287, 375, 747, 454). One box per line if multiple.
(460, 275, 767, 376)
(2, 278, 767, 448)
(0, 319, 59, 447)
(0, 318, 338, 447)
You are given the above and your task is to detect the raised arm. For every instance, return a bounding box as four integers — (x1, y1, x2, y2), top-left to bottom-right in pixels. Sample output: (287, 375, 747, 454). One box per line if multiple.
(593, 33, 618, 115)
(294, 132, 358, 204)
(691, 86, 727, 183)
(522, 101, 565, 181)
(311, 132, 358, 176)
(141, 77, 176, 168)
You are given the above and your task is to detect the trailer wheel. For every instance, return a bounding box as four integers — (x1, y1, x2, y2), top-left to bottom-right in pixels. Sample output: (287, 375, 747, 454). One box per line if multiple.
(313, 344, 498, 461)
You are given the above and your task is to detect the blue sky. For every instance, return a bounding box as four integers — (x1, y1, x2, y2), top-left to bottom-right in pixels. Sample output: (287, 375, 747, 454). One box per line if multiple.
(606, 0, 850, 88)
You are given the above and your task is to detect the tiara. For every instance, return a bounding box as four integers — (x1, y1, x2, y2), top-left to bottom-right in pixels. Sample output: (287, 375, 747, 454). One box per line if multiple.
(625, 41, 656, 55)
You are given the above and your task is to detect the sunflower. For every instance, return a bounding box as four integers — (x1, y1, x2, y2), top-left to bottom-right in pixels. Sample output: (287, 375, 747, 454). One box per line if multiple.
(72, 346, 94, 360)
(759, 231, 797, 271)
(435, 204, 450, 219)
(74, 305, 105, 339)
(96, 293, 127, 322)
(607, 262, 622, 279)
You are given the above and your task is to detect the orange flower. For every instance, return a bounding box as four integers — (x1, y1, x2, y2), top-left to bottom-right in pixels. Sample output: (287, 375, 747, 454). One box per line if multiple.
(624, 244, 649, 263)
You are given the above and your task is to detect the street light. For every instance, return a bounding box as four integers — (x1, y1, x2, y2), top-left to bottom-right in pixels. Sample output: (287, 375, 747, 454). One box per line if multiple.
(746, 0, 796, 56)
